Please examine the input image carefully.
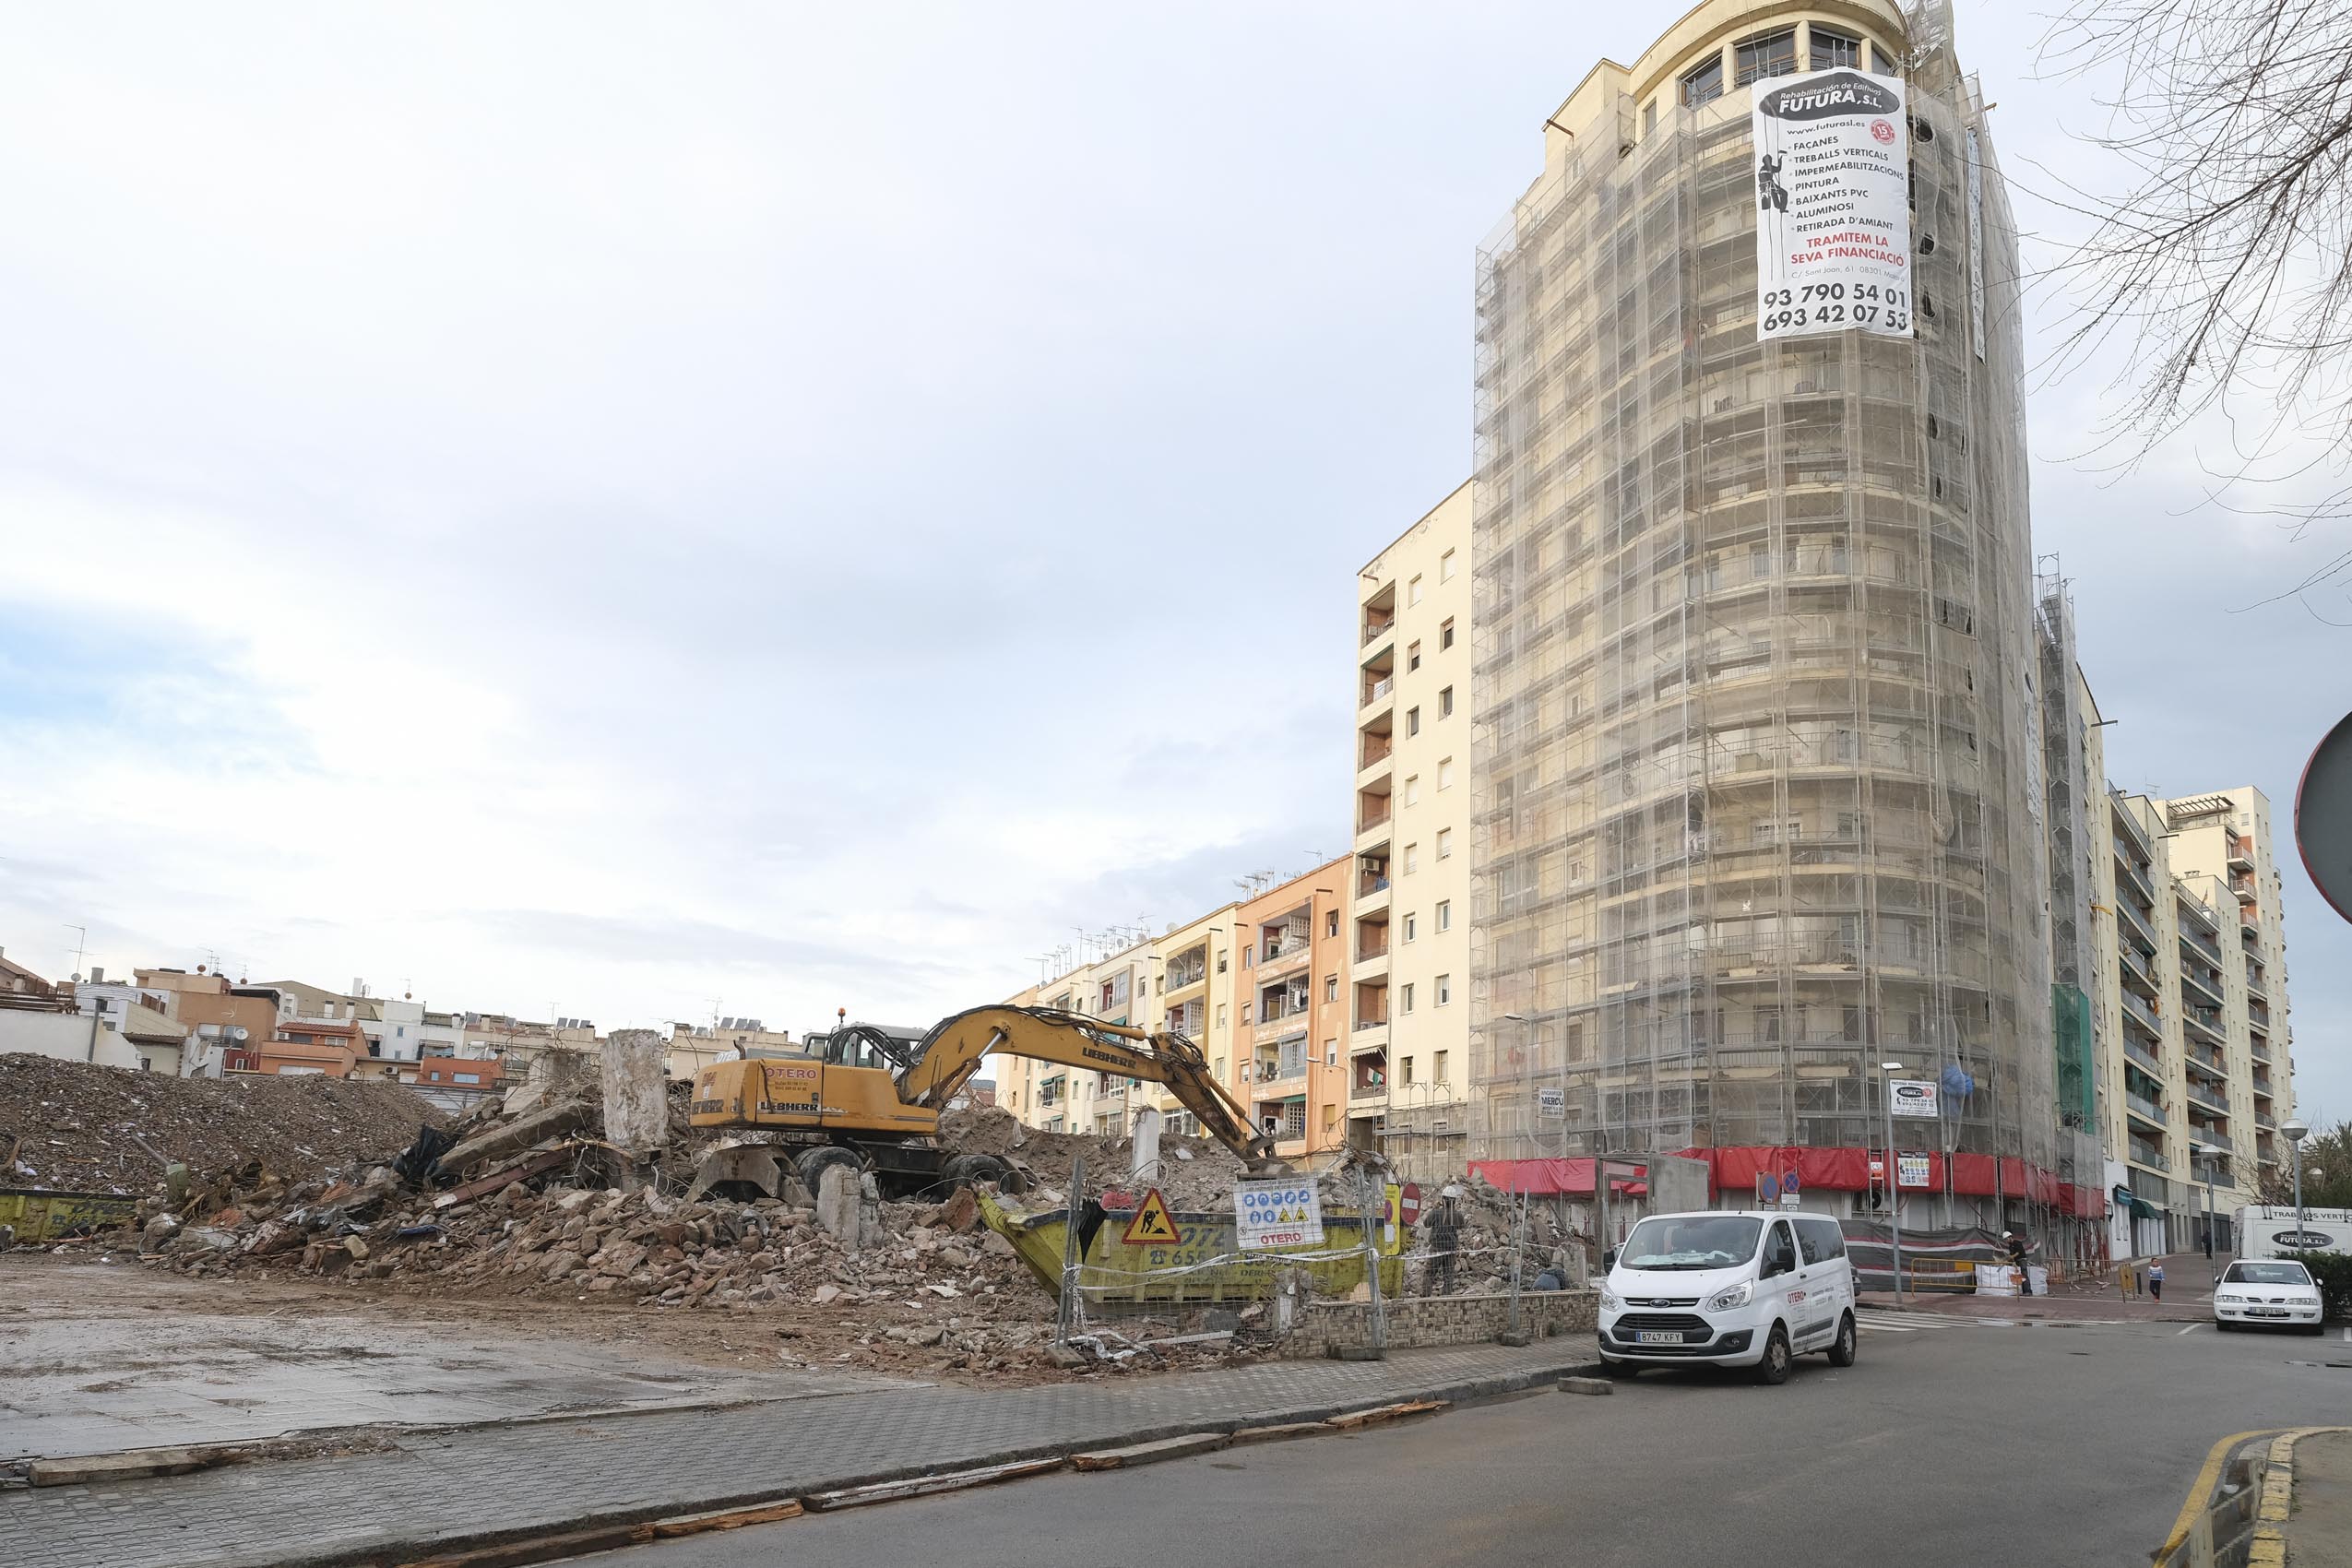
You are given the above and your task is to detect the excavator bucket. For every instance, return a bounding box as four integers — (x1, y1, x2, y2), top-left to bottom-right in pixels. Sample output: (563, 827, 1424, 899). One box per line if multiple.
(687, 1144, 790, 1203)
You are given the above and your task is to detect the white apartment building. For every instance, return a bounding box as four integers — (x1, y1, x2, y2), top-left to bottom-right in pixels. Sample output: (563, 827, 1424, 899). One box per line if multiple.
(1350, 482, 1475, 1182)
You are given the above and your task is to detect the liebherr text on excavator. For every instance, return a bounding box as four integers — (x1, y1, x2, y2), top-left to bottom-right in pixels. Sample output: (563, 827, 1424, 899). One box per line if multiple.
(686, 1004, 1287, 1201)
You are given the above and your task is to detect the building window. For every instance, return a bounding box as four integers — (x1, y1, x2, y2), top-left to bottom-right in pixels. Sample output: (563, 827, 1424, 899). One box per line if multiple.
(1733, 30, 1796, 86)
(1401, 983, 1416, 1014)
(1405, 775, 1420, 807)
(1326, 909, 1339, 937)
(1434, 1049, 1450, 1084)
(1216, 1004, 1228, 1028)
(1408, 640, 1422, 672)
(1403, 1055, 1417, 1086)
(1436, 974, 1452, 1006)
(1810, 26, 1862, 69)
(1242, 944, 1254, 968)
(1436, 899, 1451, 931)
(1438, 757, 1454, 790)
(1325, 975, 1339, 1002)
(1681, 53, 1724, 106)
(1404, 843, 1420, 875)
(1440, 686, 1454, 718)
(1403, 912, 1418, 943)
(1643, 99, 1657, 136)
(1408, 574, 1424, 605)
(1325, 1038, 1337, 1066)
(1441, 617, 1455, 650)
(1217, 950, 1228, 973)
(1440, 549, 1456, 582)
(1241, 1003, 1253, 1024)
(1408, 707, 1421, 736)
(1437, 827, 1454, 860)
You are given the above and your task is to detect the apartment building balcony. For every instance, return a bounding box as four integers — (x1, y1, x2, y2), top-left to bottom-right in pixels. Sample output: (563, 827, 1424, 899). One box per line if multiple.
(2245, 968, 2269, 1001)
(1256, 932, 1313, 980)
(2185, 1082, 2230, 1118)
(2123, 1035, 2166, 1078)
(1358, 727, 1395, 776)
(1253, 1003, 1312, 1044)
(2180, 965, 2226, 1011)
(2128, 1135, 2170, 1173)
(1351, 1050, 1388, 1100)
(2228, 835, 2255, 873)
(1354, 856, 1392, 914)
(2249, 1036, 2273, 1068)
(2251, 1068, 2275, 1098)
(2114, 852, 2156, 905)
(1161, 960, 1208, 1000)
(2178, 908, 2225, 958)
(2117, 896, 2158, 950)
(2120, 989, 2164, 1040)
(1360, 664, 1396, 716)
(1361, 583, 1397, 648)
(2117, 940, 2158, 993)
(2182, 1006, 2227, 1048)
(2257, 1110, 2278, 1132)
(1361, 613, 1396, 650)
(2124, 1089, 2168, 1130)
(2114, 799, 2156, 859)
(2183, 1039, 2227, 1080)
(1356, 787, 1394, 838)
(1162, 1004, 1205, 1039)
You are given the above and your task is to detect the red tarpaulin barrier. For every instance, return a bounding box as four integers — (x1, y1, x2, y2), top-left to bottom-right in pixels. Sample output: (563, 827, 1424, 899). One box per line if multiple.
(1467, 1158, 1647, 1196)
(1950, 1153, 1998, 1195)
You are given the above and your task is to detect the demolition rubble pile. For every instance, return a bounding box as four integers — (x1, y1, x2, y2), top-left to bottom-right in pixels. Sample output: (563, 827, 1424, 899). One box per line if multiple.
(101, 1091, 1283, 1380)
(0, 1051, 445, 1192)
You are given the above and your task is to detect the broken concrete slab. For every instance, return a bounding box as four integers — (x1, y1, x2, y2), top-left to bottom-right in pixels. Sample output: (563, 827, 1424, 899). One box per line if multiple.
(1557, 1376, 1614, 1396)
(430, 1099, 593, 1182)
(1326, 1399, 1447, 1429)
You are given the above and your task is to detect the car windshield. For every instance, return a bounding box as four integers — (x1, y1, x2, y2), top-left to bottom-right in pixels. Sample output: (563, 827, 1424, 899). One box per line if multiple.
(2225, 1263, 2312, 1286)
(1621, 1216, 1763, 1271)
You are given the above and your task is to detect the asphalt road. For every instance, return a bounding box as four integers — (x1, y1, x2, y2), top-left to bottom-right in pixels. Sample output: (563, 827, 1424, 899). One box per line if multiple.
(562, 1316, 2352, 1568)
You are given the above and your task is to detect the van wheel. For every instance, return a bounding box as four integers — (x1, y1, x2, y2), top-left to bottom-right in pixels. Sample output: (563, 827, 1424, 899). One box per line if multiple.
(1828, 1312, 1858, 1367)
(1754, 1324, 1792, 1385)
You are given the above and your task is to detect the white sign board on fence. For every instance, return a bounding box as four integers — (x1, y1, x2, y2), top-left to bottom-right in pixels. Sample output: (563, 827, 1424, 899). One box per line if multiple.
(1752, 67, 1913, 342)
(1897, 1153, 1932, 1190)
(1235, 1177, 1324, 1252)
(1536, 1087, 1566, 1120)
(1890, 1079, 1941, 1118)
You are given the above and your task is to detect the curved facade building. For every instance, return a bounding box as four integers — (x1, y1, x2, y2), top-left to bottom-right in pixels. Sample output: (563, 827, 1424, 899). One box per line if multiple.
(1467, 2, 2061, 1218)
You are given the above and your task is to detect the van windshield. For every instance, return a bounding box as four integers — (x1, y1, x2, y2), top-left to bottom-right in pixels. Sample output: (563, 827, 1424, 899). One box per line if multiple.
(1621, 1216, 1764, 1271)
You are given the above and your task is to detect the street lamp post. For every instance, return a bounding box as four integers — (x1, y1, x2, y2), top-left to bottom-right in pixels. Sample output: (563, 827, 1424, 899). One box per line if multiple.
(2282, 1118, 2310, 1239)
(1881, 1062, 1906, 1304)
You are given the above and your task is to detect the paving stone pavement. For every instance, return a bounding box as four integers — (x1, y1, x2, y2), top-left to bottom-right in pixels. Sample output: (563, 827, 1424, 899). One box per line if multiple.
(1, 1338, 1596, 1568)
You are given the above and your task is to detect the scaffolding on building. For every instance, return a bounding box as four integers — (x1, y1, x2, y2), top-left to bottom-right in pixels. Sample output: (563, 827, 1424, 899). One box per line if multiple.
(1464, 4, 2063, 1229)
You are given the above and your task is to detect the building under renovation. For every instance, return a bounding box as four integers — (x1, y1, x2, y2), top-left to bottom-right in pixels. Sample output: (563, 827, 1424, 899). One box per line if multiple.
(1466, 1, 2071, 1224)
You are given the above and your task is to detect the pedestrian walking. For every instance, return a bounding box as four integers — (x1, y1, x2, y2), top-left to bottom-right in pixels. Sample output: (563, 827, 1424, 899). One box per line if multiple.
(2148, 1259, 2165, 1302)
(1427, 1188, 1462, 1296)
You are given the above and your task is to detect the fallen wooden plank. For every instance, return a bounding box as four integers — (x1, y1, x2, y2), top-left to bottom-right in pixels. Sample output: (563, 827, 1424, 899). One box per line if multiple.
(1072, 1431, 1230, 1470)
(651, 1499, 804, 1537)
(1326, 1399, 1448, 1430)
(1231, 1421, 1333, 1443)
(802, 1456, 1066, 1511)
(433, 1146, 574, 1210)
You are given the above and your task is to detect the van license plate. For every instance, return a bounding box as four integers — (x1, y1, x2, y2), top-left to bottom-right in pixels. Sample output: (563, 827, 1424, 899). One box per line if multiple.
(1636, 1331, 1683, 1345)
(2249, 1308, 2287, 1317)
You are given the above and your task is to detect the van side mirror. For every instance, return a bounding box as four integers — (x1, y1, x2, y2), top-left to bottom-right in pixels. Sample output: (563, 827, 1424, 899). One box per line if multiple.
(1602, 1247, 1618, 1272)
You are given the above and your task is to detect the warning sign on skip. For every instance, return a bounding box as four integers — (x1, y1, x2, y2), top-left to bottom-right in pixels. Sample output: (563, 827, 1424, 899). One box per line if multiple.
(1234, 1177, 1325, 1252)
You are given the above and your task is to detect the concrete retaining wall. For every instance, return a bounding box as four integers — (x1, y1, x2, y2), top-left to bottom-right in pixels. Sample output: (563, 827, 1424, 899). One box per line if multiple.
(1288, 1289, 1598, 1356)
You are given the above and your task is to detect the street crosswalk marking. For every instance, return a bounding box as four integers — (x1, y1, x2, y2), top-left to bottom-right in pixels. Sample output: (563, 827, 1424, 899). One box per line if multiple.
(1855, 1308, 2140, 1334)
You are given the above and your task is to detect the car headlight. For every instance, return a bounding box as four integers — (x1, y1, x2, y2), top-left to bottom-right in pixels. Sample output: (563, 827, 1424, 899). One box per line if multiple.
(1706, 1281, 1753, 1313)
(1600, 1289, 1621, 1312)
(2215, 1293, 2243, 1304)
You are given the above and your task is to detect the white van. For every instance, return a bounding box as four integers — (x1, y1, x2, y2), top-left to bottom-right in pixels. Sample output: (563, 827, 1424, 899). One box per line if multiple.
(2231, 1206, 2352, 1261)
(1598, 1209, 1858, 1384)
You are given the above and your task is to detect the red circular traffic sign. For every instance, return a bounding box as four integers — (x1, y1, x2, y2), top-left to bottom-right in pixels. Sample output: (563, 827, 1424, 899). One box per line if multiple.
(1399, 1182, 1422, 1226)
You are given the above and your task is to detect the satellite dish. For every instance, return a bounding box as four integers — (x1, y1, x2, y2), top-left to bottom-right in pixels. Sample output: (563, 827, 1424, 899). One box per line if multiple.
(228, 1026, 249, 1041)
(2297, 710, 2352, 924)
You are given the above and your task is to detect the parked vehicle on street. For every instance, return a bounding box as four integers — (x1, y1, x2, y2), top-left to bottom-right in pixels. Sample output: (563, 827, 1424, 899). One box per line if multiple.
(2230, 1206, 2352, 1260)
(2212, 1259, 2326, 1334)
(1598, 1209, 1857, 1384)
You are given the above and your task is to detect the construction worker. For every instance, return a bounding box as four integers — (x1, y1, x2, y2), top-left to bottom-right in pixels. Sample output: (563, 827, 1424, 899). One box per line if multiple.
(1427, 1188, 1463, 1296)
(2003, 1229, 2031, 1295)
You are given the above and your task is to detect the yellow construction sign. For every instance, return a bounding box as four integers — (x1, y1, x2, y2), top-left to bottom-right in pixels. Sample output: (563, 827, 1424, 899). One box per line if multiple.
(1121, 1188, 1182, 1246)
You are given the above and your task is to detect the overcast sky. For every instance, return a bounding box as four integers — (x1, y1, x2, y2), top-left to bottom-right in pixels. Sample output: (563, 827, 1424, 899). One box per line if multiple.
(0, 4, 2343, 1119)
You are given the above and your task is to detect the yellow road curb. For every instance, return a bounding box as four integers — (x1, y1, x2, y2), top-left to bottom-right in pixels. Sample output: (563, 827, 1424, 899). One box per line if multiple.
(2161, 1429, 2279, 1562)
(2248, 1425, 2351, 1567)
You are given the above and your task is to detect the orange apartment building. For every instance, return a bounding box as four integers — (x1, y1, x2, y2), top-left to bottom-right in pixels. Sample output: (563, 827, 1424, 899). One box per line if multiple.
(1225, 860, 1351, 1167)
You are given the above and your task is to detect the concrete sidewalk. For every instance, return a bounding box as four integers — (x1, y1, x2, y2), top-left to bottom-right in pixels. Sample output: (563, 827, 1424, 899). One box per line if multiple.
(0, 1337, 1598, 1568)
(2278, 1430, 2352, 1568)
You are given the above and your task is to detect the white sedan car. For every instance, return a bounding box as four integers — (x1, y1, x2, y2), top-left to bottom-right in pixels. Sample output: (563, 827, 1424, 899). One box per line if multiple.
(2213, 1259, 2326, 1334)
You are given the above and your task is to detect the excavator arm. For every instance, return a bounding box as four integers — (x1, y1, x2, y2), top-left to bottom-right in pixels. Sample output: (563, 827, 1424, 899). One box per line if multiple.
(897, 1004, 1285, 1173)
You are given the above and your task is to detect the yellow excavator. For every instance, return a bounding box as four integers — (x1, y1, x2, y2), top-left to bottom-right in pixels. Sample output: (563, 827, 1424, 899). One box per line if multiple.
(685, 1004, 1286, 1200)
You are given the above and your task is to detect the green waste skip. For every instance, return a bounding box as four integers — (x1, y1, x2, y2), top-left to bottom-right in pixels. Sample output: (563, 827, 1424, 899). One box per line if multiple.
(979, 1187, 1404, 1307)
(0, 1186, 137, 1242)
